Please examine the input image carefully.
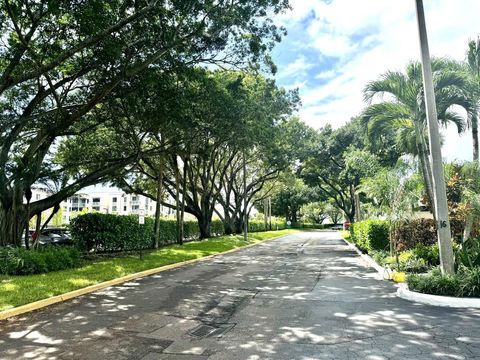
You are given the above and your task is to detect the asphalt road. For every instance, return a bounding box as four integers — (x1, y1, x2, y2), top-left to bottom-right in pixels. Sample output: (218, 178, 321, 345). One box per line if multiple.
(1, 231, 480, 360)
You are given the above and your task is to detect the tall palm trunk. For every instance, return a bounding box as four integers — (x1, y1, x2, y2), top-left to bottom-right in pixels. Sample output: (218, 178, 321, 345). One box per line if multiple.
(472, 113, 479, 161)
(415, 124, 436, 220)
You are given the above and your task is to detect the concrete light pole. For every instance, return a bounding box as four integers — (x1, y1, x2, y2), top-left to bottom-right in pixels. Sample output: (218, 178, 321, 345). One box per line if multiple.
(415, 0, 455, 274)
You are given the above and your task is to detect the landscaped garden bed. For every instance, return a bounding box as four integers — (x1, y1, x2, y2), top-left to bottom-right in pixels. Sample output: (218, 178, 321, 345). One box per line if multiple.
(341, 219, 480, 302)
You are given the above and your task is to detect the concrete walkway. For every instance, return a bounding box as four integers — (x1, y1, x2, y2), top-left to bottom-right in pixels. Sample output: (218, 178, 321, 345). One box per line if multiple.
(1, 231, 480, 360)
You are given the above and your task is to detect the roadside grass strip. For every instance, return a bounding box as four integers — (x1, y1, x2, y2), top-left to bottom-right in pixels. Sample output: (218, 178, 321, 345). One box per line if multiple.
(0, 229, 298, 312)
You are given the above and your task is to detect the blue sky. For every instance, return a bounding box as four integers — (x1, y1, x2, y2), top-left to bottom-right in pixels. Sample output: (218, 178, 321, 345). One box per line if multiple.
(271, 0, 480, 162)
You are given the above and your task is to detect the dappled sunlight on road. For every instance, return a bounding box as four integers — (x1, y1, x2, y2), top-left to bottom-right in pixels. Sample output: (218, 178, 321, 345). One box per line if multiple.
(1, 231, 480, 359)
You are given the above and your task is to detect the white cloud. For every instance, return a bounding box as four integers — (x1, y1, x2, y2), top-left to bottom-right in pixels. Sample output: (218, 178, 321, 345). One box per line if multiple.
(274, 0, 480, 161)
(277, 54, 314, 79)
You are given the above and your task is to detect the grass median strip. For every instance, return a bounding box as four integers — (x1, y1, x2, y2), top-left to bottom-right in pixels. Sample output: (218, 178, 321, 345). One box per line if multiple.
(0, 229, 298, 312)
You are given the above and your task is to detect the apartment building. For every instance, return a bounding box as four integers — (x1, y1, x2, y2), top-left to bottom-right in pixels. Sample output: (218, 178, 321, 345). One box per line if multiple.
(30, 185, 173, 225)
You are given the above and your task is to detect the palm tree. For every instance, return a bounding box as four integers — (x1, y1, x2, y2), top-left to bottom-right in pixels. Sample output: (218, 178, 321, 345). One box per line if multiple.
(465, 37, 480, 161)
(361, 59, 472, 214)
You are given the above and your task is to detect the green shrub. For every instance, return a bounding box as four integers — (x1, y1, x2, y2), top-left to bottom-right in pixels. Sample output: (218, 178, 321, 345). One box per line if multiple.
(70, 213, 284, 253)
(456, 238, 480, 269)
(71, 213, 203, 252)
(392, 218, 437, 251)
(210, 220, 225, 236)
(0, 246, 81, 275)
(293, 223, 335, 229)
(411, 243, 440, 266)
(407, 267, 480, 297)
(350, 220, 389, 253)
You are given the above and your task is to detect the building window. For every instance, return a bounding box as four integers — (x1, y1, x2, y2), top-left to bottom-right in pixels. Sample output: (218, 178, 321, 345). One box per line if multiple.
(124, 206, 127, 211)
(112, 206, 117, 212)
(112, 197, 117, 203)
(132, 205, 139, 210)
(92, 206, 100, 211)
(36, 194, 41, 200)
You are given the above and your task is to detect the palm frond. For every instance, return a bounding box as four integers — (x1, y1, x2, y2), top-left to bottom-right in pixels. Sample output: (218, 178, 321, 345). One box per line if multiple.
(363, 71, 409, 103)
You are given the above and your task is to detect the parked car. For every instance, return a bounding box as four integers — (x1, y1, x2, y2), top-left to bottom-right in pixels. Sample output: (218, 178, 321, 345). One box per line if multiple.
(21, 228, 72, 247)
(42, 228, 72, 245)
(331, 224, 343, 230)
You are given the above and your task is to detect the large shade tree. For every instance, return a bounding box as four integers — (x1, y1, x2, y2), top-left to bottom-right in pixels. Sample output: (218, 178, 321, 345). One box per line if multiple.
(0, 0, 290, 246)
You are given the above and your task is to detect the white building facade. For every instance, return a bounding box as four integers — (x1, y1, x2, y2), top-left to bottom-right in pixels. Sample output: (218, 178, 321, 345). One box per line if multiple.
(29, 185, 174, 225)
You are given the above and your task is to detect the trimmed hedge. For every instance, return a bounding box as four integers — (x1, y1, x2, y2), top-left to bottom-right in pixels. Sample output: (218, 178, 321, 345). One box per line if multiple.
(71, 213, 203, 252)
(248, 219, 287, 232)
(294, 223, 336, 229)
(70, 213, 287, 253)
(350, 220, 389, 253)
(0, 246, 81, 275)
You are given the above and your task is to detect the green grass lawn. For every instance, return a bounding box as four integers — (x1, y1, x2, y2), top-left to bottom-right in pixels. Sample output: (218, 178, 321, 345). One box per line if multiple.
(0, 229, 298, 311)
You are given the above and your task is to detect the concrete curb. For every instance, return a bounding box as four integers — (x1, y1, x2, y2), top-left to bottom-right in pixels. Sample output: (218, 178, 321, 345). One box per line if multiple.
(396, 283, 480, 308)
(0, 232, 293, 321)
(339, 236, 385, 280)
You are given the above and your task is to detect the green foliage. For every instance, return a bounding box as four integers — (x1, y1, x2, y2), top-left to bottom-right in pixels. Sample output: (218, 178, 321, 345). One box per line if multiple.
(249, 219, 287, 232)
(270, 179, 320, 223)
(0, 229, 298, 311)
(456, 238, 480, 269)
(411, 243, 440, 266)
(70, 213, 286, 253)
(392, 218, 437, 251)
(350, 220, 389, 253)
(71, 213, 155, 252)
(210, 220, 225, 236)
(384, 251, 430, 273)
(407, 267, 480, 297)
(0, 247, 81, 275)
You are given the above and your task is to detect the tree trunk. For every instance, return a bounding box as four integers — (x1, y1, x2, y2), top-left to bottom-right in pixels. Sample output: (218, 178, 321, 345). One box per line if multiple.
(415, 125, 436, 219)
(179, 160, 187, 244)
(198, 216, 211, 239)
(0, 205, 25, 247)
(153, 166, 163, 249)
(223, 215, 235, 235)
(0, 186, 27, 247)
(174, 161, 182, 245)
(40, 203, 60, 232)
(473, 113, 479, 161)
(33, 212, 42, 248)
(463, 213, 474, 243)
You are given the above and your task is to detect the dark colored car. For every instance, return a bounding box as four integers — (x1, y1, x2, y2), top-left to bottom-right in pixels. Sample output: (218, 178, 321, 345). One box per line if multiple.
(22, 228, 72, 246)
(42, 228, 72, 245)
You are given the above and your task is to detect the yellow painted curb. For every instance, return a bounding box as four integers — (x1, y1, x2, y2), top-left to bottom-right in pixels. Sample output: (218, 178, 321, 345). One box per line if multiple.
(0, 232, 296, 321)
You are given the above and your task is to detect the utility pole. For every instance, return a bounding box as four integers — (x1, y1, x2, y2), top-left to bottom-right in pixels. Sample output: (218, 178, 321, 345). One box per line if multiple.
(415, 0, 455, 274)
(243, 152, 248, 242)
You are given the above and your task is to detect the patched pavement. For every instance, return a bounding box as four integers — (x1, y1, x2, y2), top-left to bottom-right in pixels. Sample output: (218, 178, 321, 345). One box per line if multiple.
(1, 231, 480, 359)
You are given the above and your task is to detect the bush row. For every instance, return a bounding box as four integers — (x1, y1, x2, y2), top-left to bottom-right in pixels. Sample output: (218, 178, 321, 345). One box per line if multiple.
(349, 220, 389, 253)
(407, 267, 480, 297)
(0, 246, 81, 275)
(70, 213, 287, 252)
(293, 223, 336, 229)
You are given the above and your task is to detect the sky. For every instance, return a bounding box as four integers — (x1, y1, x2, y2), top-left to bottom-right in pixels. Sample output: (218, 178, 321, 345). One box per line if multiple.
(271, 0, 480, 162)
